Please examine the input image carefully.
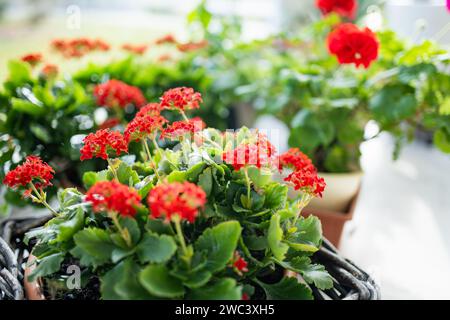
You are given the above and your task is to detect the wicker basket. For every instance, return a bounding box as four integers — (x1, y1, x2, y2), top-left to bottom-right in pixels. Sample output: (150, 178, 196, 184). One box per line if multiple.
(0, 215, 380, 300)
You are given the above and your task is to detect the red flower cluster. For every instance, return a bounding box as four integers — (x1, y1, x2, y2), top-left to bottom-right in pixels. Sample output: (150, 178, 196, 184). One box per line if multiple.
(122, 43, 148, 55)
(284, 169, 326, 198)
(232, 252, 248, 273)
(316, 0, 357, 19)
(94, 79, 146, 109)
(148, 181, 207, 223)
(51, 38, 110, 58)
(222, 133, 277, 172)
(21, 53, 42, 66)
(135, 103, 164, 118)
(160, 87, 203, 111)
(124, 114, 168, 142)
(85, 181, 142, 217)
(154, 34, 177, 45)
(80, 129, 128, 160)
(327, 23, 379, 68)
(177, 40, 208, 52)
(3, 156, 54, 191)
(160, 119, 203, 140)
(99, 117, 121, 130)
(40, 64, 58, 78)
(279, 148, 313, 171)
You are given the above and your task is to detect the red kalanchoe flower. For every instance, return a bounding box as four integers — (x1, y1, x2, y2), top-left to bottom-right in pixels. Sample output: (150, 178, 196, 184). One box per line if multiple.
(40, 64, 58, 78)
(21, 53, 42, 66)
(279, 148, 314, 171)
(80, 129, 128, 160)
(122, 43, 148, 55)
(158, 54, 172, 62)
(124, 114, 168, 142)
(155, 34, 177, 45)
(232, 252, 249, 273)
(160, 87, 203, 111)
(51, 38, 110, 58)
(160, 119, 203, 140)
(3, 155, 54, 191)
(223, 138, 277, 171)
(327, 23, 379, 68)
(177, 40, 208, 52)
(148, 181, 207, 223)
(99, 117, 121, 130)
(242, 293, 250, 300)
(85, 181, 141, 217)
(316, 0, 357, 19)
(94, 79, 146, 109)
(135, 103, 164, 118)
(284, 168, 326, 198)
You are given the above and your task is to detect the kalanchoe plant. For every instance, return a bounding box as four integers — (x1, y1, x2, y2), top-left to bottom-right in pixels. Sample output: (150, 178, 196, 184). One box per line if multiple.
(18, 88, 332, 300)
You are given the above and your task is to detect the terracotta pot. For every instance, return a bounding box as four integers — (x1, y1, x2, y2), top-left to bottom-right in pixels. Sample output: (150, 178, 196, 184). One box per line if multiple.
(303, 188, 360, 248)
(24, 254, 45, 300)
(308, 171, 362, 212)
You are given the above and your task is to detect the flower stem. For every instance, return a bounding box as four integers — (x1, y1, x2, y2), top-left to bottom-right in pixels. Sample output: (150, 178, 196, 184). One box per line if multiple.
(243, 167, 252, 209)
(173, 216, 190, 263)
(109, 211, 132, 247)
(292, 193, 312, 226)
(179, 110, 189, 122)
(143, 138, 161, 180)
(29, 183, 58, 216)
(107, 158, 119, 180)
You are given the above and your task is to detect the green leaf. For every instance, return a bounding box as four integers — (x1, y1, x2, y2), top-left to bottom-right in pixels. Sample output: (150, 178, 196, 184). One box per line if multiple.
(198, 167, 213, 196)
(287, 216, 322, 253)
(119, 216, 141, 245)
(28, 252, 64, 282)
(52, 208, 85, 243)
(268, 214, 289, 260)
(30, 123, 51, 143)
(6, 60, 31, 88)
(369, 84, 418, 124)
(167, 170, 187, 183)
(439, 97, 450, 116)
(257, 277, 313, 300)
(139, 264, 185, 298)
(194, 221, 241, 273)
(187, 278, 241, 300)
(263, 183, 288, 210)
(276, 256, 333, 290)
(183, 270, 212, 289)
(434, 129, 450, 153)
(70, 228, 116, 267)
(136, 232, 177, 264)
(117, 162, 139, 185)
(11, 97, 45, 116)
(101, 258, 154, 300)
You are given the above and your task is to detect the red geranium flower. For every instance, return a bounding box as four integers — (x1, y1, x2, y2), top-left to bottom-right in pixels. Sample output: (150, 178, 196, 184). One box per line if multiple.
(279, 148, 314, 171)
(160, 87, 203, 111)
(94, 79, 146, 109)
(122, 43, 148, 55)
(155, 34, 177, 45)
(80, 129, 128, 160)
(124, 114, 168, 142)
(284, 168, 326, 198)
(40, 64, 58, 78)
(85, 181, 141, 217)
(327, 23, 379, 68)
(148, 181, 207, 223)
(135, 103, 164, 118)
(160, 119, 203, 140)
(21, 53, 42, 66)
(316, 0, 357, 19)
(3, 155, 54, 192)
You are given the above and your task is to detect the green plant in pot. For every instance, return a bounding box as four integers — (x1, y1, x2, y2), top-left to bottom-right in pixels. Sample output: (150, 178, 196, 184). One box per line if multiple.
(4, 88, 335, 300)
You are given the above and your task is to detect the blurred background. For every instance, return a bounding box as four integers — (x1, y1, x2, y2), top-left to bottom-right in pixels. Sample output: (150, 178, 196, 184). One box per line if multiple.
(0, 0, 449, 299)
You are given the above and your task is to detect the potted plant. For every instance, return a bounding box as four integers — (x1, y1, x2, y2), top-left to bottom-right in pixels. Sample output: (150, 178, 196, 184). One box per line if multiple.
(2, 87, 343, 300)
